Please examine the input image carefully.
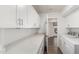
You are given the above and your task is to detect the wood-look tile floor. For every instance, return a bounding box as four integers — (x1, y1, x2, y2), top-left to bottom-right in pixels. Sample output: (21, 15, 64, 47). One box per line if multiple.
(48, 37, 62, 54)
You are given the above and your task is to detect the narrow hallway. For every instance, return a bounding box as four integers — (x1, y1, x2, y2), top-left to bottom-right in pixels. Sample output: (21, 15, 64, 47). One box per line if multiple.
(48, 37, 62, 54)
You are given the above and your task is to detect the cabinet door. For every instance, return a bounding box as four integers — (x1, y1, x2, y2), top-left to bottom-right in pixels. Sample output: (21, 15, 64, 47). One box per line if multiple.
(38, 39, 44, 54)
(59, 36, 64, 52)
(28, 5, 40, 28)
(28, 5, 36, 28)
(63, 44, 74, 54)
(35, 14, 40, 28)
(0, 5, 17, 28)
(63, 40, 74, 54)
(17, 5, 28, 28)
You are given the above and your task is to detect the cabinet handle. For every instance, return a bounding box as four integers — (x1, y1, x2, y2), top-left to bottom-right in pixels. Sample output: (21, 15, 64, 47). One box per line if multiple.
(17, 18, 23, 26)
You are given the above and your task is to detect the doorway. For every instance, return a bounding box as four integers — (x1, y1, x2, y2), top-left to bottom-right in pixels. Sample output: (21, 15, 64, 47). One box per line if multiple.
(47, 17, 62, 54)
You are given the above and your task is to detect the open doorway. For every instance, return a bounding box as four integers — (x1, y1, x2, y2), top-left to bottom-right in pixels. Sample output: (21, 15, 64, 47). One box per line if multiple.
(47, 17, 62, 54)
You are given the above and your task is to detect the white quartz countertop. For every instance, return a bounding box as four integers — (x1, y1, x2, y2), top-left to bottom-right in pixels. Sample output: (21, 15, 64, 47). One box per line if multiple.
(62, 34, 79, 45)
(6, 34, 44, 54)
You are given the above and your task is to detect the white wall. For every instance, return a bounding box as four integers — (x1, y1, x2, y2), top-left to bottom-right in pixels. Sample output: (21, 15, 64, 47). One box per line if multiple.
(38, 13, 48, 34)
(65, 8, 79, 27)
(58, 16, 68, 35)
(64, 7, 79, 33)
(57, 6, 79, 35)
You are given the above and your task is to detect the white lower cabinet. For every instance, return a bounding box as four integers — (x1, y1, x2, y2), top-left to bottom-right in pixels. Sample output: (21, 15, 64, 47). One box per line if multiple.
(63, 40, 74, 54)
(59, 35, 77, 54)
(38, 39, 44, 54)
(59, 36, 64, 52)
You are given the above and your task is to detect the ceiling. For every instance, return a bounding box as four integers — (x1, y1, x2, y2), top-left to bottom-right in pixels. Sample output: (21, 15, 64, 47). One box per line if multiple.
(33, 5, 66, 13)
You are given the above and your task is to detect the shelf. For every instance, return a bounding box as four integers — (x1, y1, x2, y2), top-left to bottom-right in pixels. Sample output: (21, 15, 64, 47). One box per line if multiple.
(66, 27, 79, 29)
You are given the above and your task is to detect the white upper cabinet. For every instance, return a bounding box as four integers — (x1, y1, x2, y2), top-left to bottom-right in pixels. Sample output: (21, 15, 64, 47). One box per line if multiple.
(28, 5, 40, 28)
(0, 5, 40, 28)
(17, 5, 40, 28)
(0, 5, 17, 28)
(17, 5, 28, 28)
